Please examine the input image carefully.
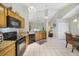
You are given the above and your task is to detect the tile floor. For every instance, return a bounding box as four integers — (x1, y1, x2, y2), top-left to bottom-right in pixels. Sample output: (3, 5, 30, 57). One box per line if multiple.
(23, 37, 79, 56)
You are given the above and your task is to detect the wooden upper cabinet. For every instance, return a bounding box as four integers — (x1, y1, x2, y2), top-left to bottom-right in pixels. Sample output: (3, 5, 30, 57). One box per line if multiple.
(0, 4, 25, 28)
(8, 9, 25, 28)
(20, 18, 25, 28)
(0, 4, 7, 27)
(16, 14, 25, 28)
(7, 9, 16, 18)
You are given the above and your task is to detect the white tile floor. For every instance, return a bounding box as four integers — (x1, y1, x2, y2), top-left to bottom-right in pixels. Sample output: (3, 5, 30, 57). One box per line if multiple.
(23, 37, 79, 56)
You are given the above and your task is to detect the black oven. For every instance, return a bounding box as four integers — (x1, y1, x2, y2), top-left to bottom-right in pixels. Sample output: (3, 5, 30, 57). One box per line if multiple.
(7, 16, 21, 28)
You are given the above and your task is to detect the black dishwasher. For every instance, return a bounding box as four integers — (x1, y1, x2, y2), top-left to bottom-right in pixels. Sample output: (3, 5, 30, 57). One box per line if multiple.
(29, 34, 35, 44)
(16, 36, 26, 56)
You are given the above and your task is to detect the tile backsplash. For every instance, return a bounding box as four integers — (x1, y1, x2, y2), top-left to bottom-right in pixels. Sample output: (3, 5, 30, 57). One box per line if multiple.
(0, 28, 17, 33)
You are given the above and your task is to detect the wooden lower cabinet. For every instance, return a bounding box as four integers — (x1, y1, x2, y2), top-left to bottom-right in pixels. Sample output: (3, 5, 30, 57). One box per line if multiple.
(0, 43, 15, 56)
(35, 32, 46, 41)
(26, 35, 29, 45)
(35, 32, 40, 41)
(42, 32, 46, 39)
(4, 47, 15, 56)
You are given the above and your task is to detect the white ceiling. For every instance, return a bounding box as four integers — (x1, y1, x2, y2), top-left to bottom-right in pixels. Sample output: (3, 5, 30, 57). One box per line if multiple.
(21, 3, 79, 22)
(24, 3, 68, 11)
(3, 3, 79, 22)
(62, 5, 79, 19)
(22, 3, 69, 21)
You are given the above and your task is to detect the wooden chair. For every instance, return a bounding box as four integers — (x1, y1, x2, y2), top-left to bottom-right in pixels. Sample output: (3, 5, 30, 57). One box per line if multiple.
(65, 33, 79, 52)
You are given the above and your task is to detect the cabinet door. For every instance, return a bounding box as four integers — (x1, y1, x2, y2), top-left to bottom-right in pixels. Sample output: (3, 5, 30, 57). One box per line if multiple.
(4, 48, 15, 56)
(35, 32, 41, 41)
(42, 32, 46, 39)
(26, 35, 29, 45)
(0, 6, 6, 27)
(18, 17, 25, 28)
(8, 9, 16, 18)
(21, 19, 25, 28)
(4, 43, 15, 56)
(40, 32, 43, 40)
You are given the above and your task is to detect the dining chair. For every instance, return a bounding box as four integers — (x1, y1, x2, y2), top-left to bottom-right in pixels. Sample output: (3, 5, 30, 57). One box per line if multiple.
(65, 32, 79, 52)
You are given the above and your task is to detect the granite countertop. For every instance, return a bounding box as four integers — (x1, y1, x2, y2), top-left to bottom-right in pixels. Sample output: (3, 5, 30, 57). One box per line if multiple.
(0, 41, 15, 51)
(29, 32, 35, 34)
(29, 31, 46, 34)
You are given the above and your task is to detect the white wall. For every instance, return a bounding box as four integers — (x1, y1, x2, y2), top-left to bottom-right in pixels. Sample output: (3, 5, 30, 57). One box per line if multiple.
(54, 19, 69, 40)
(68, 18, 79, 35)
(57, 22, 69, 40)
(29, 21, 46, 31)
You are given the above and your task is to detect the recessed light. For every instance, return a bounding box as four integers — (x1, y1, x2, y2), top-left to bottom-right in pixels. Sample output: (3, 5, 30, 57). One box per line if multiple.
(44, 16, 48, 19)
(28, 6, 36, 12)
(28, 6, 34, 9)
(73, 19, 77, 23)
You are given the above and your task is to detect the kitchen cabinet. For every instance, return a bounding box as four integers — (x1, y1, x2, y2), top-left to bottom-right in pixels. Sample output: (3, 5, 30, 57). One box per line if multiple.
(35, 32, 41, 41)
(7, 9, 16, 18)
(18, 16, 25, 28)
(0, 4, 25, 28)
(0, 41, 16, 56)
(35, 32, 46, 41)
(0, 4, 7, 27)
(21, 18, 25, 28)
(4, 43, 15, 56)
(42, 32, 46, 39)
(7, 9, 25, 28)
(26, 35, 29, 45)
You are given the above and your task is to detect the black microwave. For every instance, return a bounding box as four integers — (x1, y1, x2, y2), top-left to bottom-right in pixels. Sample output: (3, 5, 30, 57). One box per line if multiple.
(7, 16, 21, 28)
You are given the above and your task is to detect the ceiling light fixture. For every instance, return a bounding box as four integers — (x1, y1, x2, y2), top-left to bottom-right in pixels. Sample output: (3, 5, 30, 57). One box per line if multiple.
(44, 16, 48, 19)
(73, 19, 78, 23)
(29, 6, 34, 9)
(28, 6, 36, 12)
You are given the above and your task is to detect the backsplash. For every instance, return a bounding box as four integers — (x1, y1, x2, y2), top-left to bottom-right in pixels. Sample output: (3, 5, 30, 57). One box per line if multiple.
(0, 28, 17, 33)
